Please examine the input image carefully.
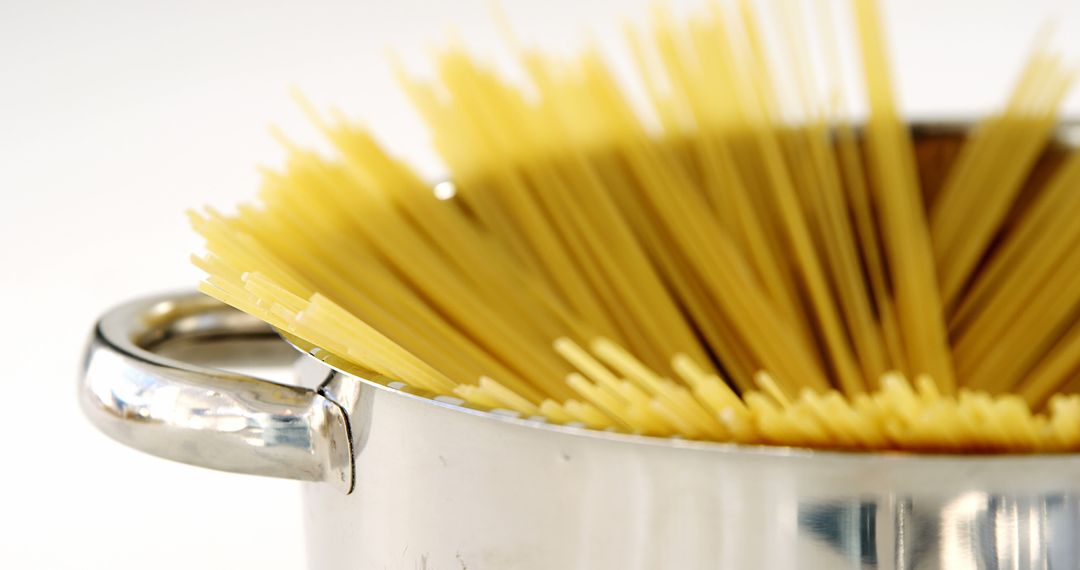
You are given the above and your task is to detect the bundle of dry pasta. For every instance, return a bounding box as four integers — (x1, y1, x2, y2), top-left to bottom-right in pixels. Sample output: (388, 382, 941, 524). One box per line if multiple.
(192, 0, 1080, 452)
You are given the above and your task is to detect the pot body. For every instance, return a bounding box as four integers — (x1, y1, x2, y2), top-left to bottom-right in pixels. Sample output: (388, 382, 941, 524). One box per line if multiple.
(300, 356, 1080, 570)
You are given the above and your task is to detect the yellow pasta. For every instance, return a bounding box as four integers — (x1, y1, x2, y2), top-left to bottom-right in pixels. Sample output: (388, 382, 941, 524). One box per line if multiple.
(192, 0, 1080, 453)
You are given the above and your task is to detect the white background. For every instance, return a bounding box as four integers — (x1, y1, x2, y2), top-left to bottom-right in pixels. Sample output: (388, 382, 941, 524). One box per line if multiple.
(1, 1, 1077, 568)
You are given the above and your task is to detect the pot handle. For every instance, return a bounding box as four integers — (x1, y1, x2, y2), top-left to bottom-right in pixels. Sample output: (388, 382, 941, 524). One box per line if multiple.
(80, 292, 353, 493)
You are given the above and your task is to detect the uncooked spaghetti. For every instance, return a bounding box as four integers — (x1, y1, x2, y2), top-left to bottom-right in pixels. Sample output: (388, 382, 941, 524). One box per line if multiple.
(192, 0, 1080, 452)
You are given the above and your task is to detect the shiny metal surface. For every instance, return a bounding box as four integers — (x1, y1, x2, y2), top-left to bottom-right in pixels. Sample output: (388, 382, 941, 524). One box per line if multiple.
(80, 292, 352, 493)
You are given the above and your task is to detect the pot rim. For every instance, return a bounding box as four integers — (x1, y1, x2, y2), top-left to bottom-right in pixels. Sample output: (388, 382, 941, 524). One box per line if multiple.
(292, 334, 1080, 465)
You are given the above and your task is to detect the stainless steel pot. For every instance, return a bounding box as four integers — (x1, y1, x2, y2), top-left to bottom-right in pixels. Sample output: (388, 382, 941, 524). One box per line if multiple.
(81, 291, 1080, 569)
(78, 114, 1080, 570)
